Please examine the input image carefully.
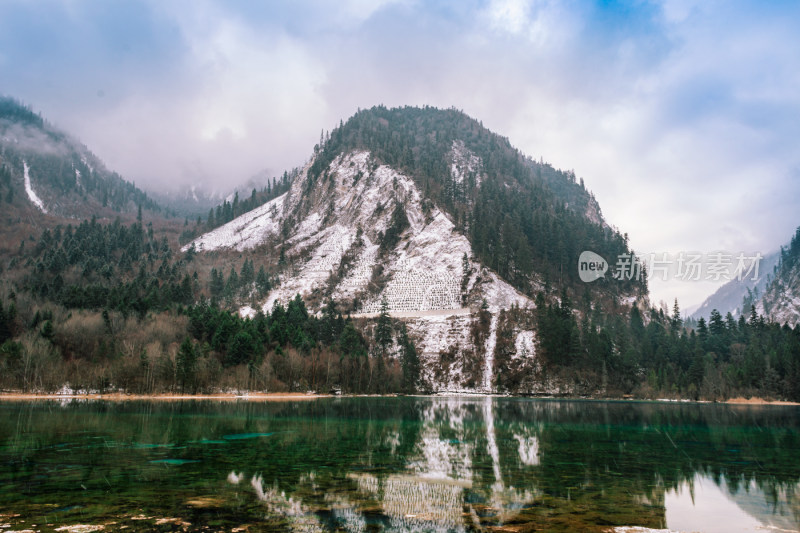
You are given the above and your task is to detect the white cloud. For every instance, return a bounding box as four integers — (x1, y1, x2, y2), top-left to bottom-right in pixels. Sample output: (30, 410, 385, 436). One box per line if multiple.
(335, 0, 411, 26)
(482, 0, 581, 49)
(484, 0, 531, 35)
(70, 2, 329, 192)
(658, 0, 712, 24)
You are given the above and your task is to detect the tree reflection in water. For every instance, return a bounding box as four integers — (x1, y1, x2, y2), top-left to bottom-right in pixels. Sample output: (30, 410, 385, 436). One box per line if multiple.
(0, 398, 798, 532)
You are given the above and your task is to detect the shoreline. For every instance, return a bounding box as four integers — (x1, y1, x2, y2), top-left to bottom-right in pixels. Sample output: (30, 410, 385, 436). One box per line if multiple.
(723, 396, 800, 406)
(0, 391, 333, 402)
(0, 391, 797, 405)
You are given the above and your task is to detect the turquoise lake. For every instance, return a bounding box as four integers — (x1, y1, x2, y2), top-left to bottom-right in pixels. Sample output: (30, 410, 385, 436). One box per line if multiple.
(0, 397, 798, 532)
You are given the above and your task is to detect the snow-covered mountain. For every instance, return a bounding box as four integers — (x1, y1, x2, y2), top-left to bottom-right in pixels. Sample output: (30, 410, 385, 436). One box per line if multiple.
(184, 106, 642, 392)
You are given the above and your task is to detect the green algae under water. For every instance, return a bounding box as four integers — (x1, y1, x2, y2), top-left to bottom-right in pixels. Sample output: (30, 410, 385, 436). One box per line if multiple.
(0, 397, 798, 532)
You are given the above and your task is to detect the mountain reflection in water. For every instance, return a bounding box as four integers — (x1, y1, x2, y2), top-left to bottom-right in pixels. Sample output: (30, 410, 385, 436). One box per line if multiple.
(0, 397, 798, 532)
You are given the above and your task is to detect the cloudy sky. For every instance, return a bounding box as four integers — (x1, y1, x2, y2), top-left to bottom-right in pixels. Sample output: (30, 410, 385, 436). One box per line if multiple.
(1, 0, 799, 308)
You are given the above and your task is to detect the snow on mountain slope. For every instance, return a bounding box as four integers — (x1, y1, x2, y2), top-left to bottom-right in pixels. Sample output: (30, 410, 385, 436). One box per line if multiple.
(769, 295, 800, 327)
(759, 262, 800, 327)
(449, 140, 482, 187)
(226, 149, 532, 317)
(185, 148, 537, 392)
(188, 192, 287, 251)
(23, 160, 47, 213)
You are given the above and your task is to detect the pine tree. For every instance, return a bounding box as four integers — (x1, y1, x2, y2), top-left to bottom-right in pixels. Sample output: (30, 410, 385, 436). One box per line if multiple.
(375, 295, 393, 355)
(209, 268, 224, 298)
(374, 348, 386, 394)
(399, 323, 420, 393)
(256, 266, 270, 296)
(102, 309, 112, 333)
(671, 299, 682, 334)
(709, 309, 725, 336)
(340, 321, 367, 393)
(176, 337, 197, 393)
(40, 319, 54, 340)
(241, 259, 255, 287)
(139, 348, 151, 394)
(225, 267, 239, 297)
(749, 305, 759, 327)
(460, 254, 471, 303)
(0, 300, 10, 343)
(697, 317, 708, 341)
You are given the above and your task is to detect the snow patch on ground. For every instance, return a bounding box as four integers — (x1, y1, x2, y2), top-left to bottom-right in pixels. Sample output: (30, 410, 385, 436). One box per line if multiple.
(264, 223, 357, 310)
(352, 308, 471, 319)
(409, 314, 469, 356)
(287, 211, 324, 246)
(449, 140, 482, 187)
(333, 242, 379, 301)
(359, 210, 469, 314)
(23, 161, 47, 213)
(481, 271, 532, 313)
(239, 305, 257, 319)
(514, 330, 536, 361)
(406, 314, 474, 391)
(298, 224, 354, 279)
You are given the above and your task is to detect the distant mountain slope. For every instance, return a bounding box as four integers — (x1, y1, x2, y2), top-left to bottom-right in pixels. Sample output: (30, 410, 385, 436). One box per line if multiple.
(0, 96, 160, 221)
(690, 250, 780, 321)
(150, 186, 223, 220)
(151, 169, 290, 221)
(184, 105, 645, 392)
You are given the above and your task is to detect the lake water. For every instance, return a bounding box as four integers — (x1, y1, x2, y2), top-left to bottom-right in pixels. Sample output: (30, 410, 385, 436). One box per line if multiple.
(0, 397, 798, 532)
